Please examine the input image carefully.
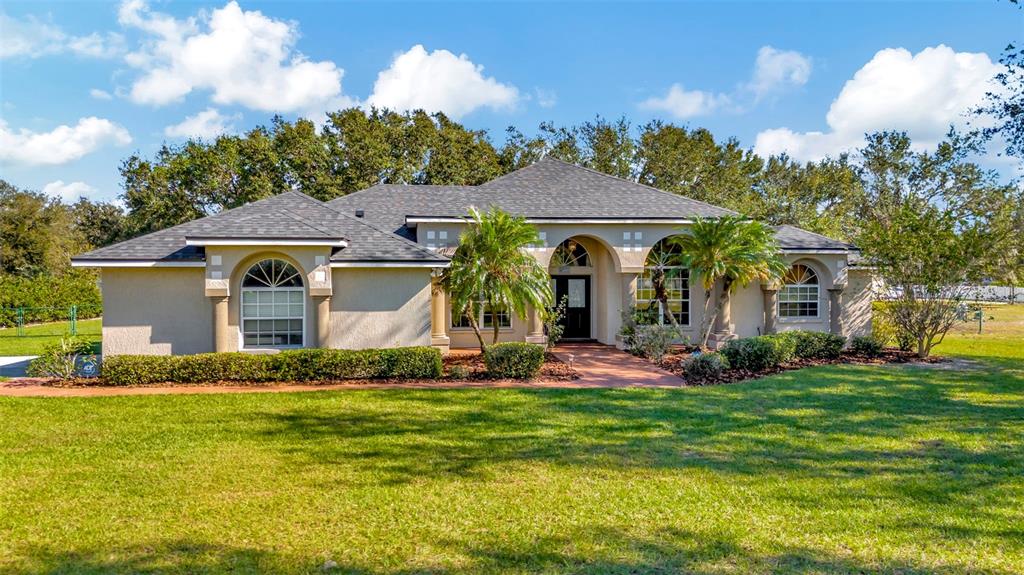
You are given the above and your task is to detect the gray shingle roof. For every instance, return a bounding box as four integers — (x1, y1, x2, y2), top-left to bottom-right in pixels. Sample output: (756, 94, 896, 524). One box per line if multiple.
(74, 159, 855, 265)
(774, 225, 857, 251)
(73, 191, 448, 264)
(328, 157, 735, 231)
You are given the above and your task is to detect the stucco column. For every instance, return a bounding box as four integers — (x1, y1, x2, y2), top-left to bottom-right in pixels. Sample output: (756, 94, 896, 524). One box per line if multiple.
(828, 287, 845, 336)
(211, 296, 231, 352)
(526, 305, 546, 345)
(316, 295, 331, 348)
(430, 276, 450, 353)
(761, 286, 778, 335)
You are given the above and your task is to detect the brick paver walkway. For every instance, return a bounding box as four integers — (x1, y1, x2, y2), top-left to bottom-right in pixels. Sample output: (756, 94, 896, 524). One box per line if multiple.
(551, 343, 684, 387)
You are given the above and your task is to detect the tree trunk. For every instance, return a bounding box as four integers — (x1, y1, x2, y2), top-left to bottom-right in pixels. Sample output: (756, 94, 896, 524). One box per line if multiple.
(491, 308, 500, 346)
(466, 312, 487, 351)
(700, 289, 715, 348)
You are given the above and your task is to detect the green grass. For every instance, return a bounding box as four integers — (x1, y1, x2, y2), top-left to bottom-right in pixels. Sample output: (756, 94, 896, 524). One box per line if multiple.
(0, 313, 1022, 574)
(0, 318, 101, 356)
(934, 303, 1024, 364)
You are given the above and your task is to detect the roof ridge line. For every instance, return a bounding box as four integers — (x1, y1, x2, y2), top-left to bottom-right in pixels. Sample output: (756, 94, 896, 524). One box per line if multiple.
(295, 189, 450, 261)
(776, 224, 855, 247)
(276, 205, 346, 238)
(539, 156, 737, 216)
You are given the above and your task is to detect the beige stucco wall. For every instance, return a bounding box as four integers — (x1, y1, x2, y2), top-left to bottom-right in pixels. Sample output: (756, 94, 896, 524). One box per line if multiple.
(101, 267, 213, 356)
(841, 267, 874, 339)
(328, 267, 432, 349)
(423, 220, 854, 347)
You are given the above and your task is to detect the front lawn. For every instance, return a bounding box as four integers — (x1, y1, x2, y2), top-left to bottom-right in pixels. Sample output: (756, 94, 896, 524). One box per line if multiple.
(0, 318, 101, 356)
(2, 334, 1022, 573)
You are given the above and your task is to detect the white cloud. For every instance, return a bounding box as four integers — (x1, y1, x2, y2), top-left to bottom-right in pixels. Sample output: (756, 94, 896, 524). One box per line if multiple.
(118, 0, 349, 114)
(0, 12, 123, 59)
(640, 45, 810, 118)
(165, 108, 239, 139)
(749, 46, 812, 99)
(754, 45, 1000, 161)
(90, 88, 113, 100)
(638, 83, 728, 119)
(366, 44, 519, 118)
(0, 117, 132, 166)
(534, 88, 558, 109)
(42, 180, 98, 203)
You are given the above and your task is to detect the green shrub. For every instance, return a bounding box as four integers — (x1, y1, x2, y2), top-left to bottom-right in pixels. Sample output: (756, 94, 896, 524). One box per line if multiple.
(102, 347, 442, 385)
(721, 335, 795, 371)
(850, 335, 884, 357)
(778, 330, 846, 360)
(0, 270, 102, 327)
(27, 337, 96, 380)
(682, 352, 729, 385)
(873, 302, 914, 351)
(484, 342, 545, 379)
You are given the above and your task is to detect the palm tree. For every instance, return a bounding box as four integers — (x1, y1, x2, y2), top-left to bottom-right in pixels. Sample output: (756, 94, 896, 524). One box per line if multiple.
(672, 216, 787, 348)
(439, 206, 553, 349)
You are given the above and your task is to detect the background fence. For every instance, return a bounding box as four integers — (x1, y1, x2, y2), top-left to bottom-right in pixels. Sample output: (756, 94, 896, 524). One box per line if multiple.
(0, 305, 103, 337)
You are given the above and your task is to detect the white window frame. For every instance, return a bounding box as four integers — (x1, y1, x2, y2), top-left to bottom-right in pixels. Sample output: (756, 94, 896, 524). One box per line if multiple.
(635, 266, 691, 326)
(450, 300, 513, 331)
(239, 260, 306, 350)
(778, 265, 820, 319)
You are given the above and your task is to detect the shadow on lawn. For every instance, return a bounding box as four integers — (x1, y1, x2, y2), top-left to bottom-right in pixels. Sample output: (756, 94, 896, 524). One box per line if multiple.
(254, 364, 1024, 498)
(16, 526, 1018, 575)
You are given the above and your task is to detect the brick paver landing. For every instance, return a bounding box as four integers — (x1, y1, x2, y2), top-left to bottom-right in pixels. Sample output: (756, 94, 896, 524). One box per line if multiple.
(551, 343, 684, 387)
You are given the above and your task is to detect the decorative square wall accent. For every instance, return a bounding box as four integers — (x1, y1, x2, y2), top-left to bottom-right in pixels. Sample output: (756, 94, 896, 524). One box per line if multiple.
(426, 230, 436, 239)
(210, 271, 222, 280)
(315, 255, 325, 266)
(210, 255, 222, 266)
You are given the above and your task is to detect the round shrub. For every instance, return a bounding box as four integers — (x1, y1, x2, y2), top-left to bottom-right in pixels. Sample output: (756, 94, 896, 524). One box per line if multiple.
(682, 352, 729, 385)
(720, 335, 795, 372)
(850, 335, 884, 357)
(780, 330, 846, 360)
(484, 342, 545, 379)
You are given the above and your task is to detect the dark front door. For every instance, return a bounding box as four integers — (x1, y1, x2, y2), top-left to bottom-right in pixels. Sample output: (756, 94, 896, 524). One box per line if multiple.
(552, 275, 591, 340)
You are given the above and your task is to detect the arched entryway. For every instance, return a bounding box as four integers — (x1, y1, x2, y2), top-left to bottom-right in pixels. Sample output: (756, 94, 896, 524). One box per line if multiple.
(546, 235, 620, 343)
(549, 238, 593, 339)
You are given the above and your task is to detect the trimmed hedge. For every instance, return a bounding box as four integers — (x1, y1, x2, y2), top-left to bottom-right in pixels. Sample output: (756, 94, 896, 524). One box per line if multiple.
(102, 347, 442, 386)
(484, 342, 545, 379)
(0, 270, 102, 327)
(720, 335, 796, 371)
(777, 330, 846, 360)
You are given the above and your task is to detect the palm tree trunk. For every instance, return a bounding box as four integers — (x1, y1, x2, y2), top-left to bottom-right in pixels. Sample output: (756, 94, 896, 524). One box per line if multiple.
(700, 288, 715, 348)
(467, 313, 487, 350)
(491, 308, 500, 346)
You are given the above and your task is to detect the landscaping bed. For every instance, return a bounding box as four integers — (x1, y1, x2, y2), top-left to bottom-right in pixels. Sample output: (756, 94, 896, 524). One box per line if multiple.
(659, 346, 944, 386)
(32, 346, 577, 388)
(444, 350, 578, 382)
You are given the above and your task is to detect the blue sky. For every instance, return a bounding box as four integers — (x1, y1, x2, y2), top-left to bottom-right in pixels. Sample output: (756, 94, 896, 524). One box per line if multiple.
(1, 1, 1019, 203)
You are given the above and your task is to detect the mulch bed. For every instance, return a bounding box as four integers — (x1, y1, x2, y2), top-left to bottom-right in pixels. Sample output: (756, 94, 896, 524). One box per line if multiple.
(444, 351, 579, 382)
(658, 348, 946, 386)
(31, 351, 578, 388)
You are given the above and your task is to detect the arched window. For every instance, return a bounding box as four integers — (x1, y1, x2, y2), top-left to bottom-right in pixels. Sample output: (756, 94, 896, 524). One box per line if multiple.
(549, 239, 591, 269)
(635, 238, 690, 325)
(779, 264, 819, 318)
(240, 259, 304, 348)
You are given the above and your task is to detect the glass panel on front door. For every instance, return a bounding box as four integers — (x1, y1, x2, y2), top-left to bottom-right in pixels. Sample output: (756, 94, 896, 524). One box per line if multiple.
(568, 279, 586, 308)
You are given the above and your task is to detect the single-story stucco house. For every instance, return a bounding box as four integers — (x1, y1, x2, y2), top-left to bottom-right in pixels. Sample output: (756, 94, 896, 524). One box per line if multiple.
(72, 158, 872, 355)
